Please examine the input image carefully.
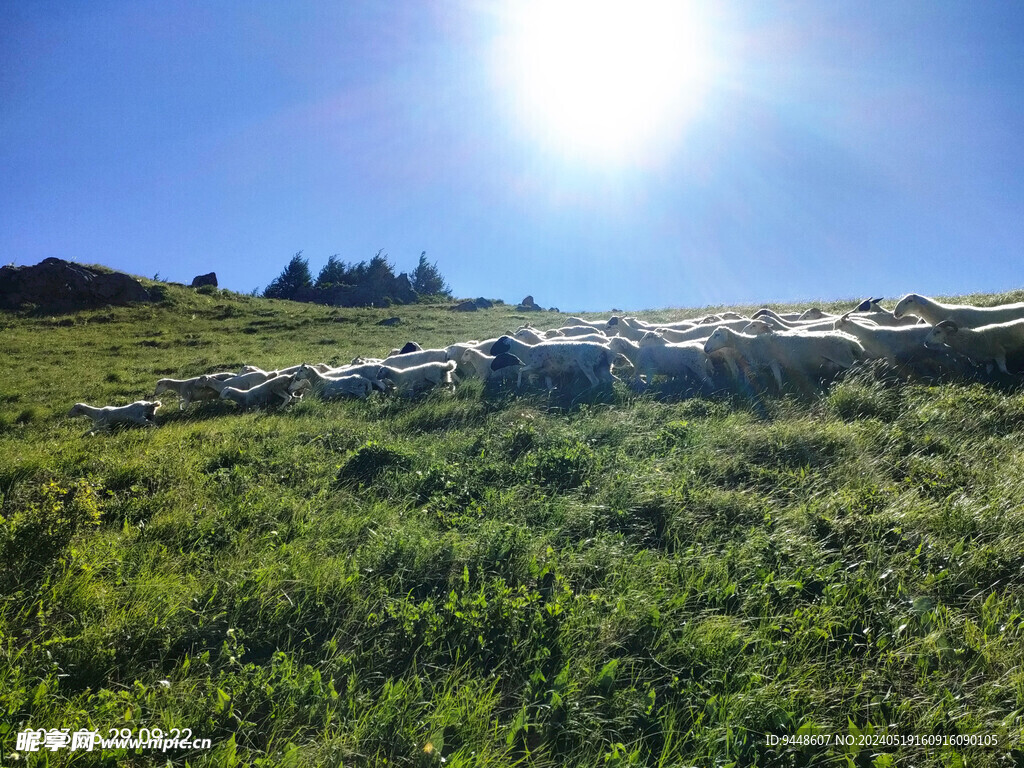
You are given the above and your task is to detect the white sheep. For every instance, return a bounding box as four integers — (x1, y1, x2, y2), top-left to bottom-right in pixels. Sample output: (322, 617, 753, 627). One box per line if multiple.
(798, 307, 834, 321)
(704, 326, 862, 390)
(609, 336, 713, 386)
(488, 336, 614, 390)
(379, 347, 450, 369)
(924, 318, 1024, 375)
(219, 374, 301, 409)
(513, 326, 548, 345)
(291, 366, 375, 399)
(68, 400, 162, 435)
(639, 319, 751, 344)
(457, 347, 518, 383)
(566, 316, 610, 332)
(550, 325, 608, 338)
(199, 369, 279, 393)
(376, 360, 458, 395)
(604, 317, 651, 341)
(752, 308, 803, 322)
(154, 372, 235, 409)
(893, 294, 1024, 328)
(831, 313, 935, 365)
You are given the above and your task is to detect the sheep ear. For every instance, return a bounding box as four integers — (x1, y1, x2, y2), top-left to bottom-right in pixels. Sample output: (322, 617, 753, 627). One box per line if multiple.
(855, 299, 872, 312)
(607, 316, 619, 326)
(937, 320, 959, 332)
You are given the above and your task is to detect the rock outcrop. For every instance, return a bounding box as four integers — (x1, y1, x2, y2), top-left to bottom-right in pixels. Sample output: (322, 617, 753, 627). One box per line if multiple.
(516, 294, 543, 312)
(191, 272, 218, 288)
(0, 258, 151, 310)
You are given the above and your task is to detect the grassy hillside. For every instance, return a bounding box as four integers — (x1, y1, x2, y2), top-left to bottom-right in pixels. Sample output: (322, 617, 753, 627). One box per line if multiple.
(2, 283, 1024, 767)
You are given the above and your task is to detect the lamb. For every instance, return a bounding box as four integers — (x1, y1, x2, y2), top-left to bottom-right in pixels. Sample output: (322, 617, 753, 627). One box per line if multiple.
(294, 362, 389, 391)
(893, 294, 1024, 328)
(154, 372, 235, 409)
(489, 336, 614, 390)
(704, 326, 862, 390)
(923, 318, 1024, 375)
(610, 336, 713, 386)
(291, 366, 375, 399)
(199, 369, 279, 393)
(219, 374, 301, 409)
(376, 360, 459, 395)
(68, 400, 161, 435)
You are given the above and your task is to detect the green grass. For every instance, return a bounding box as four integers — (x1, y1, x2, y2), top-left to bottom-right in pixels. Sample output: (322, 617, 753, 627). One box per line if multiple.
(2, 283, 1024, 766)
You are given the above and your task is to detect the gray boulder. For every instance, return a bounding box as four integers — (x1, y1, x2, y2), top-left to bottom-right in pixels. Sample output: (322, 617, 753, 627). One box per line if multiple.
(0, 258, 151, 310)
(191, 272, 218, 288)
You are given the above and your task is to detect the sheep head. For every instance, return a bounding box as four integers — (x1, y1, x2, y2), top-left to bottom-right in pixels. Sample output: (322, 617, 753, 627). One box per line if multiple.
(924, 320, 958, 349)
(703, 327, 736, 354)
(892, 294, 922, 319)
(742, 320, 775, 335)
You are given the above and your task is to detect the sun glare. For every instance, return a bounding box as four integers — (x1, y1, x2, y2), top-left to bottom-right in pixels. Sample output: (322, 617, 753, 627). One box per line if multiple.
(497, 0, 718, 166)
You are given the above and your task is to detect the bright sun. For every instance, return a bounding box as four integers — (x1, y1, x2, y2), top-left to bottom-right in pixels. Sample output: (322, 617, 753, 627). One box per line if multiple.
(497, 0, 719, 165)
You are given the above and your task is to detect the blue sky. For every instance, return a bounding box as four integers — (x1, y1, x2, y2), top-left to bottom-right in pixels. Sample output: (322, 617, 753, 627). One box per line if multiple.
(2, 1, 1022, 311)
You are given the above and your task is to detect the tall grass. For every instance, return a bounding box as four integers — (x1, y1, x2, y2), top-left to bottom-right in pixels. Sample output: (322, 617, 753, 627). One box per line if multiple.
(1, 284, 1022, 766)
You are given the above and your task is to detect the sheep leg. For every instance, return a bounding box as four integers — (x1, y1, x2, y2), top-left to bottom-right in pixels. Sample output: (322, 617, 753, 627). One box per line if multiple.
(996, 355, 1010, 375)
(770, 360, 785, 390)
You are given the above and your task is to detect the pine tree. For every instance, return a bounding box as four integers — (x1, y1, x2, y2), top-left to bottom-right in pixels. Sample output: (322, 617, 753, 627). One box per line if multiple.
(316, 254, 348, 288)
(263, 252, 313, 300)
(410, 251, 451, 297)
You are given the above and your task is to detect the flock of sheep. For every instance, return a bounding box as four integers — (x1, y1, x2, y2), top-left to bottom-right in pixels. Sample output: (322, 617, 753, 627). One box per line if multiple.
(67, 292, 1024, 434)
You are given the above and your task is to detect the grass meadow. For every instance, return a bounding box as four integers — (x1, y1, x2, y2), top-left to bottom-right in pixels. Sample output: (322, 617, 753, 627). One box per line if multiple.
(2, 282, 1024, 767)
